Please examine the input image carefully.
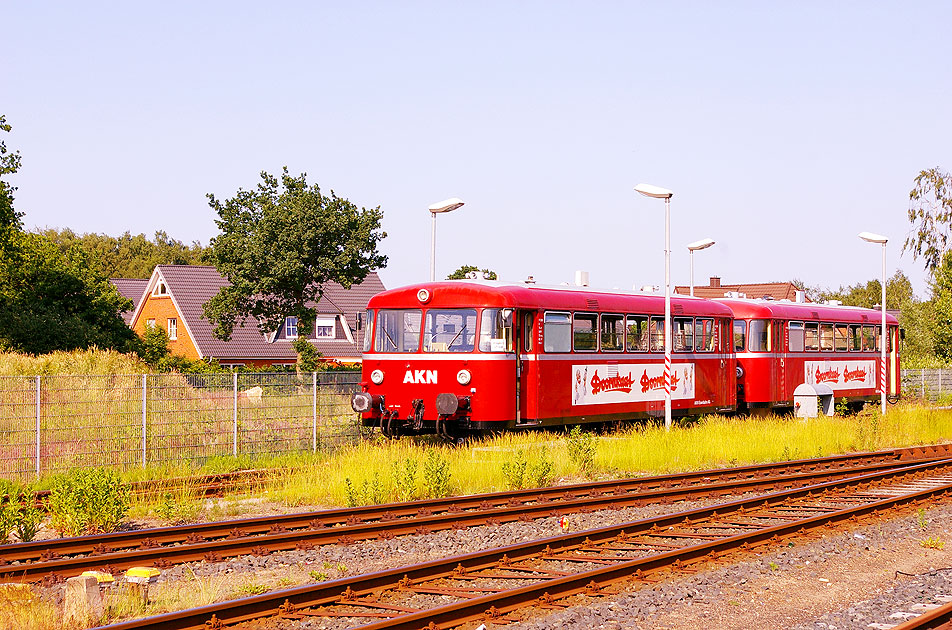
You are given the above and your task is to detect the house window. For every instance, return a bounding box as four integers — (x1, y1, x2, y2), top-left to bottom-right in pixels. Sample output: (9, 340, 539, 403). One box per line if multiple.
(152, 282, 168, 296)
(146, 319, 156, 329)
(168, 318, 177, 340)
(315, 317, 336, 339)
(285, 317, 298, 338)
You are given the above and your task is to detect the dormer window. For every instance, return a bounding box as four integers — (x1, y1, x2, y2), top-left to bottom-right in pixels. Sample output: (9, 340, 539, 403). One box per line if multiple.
(315, 317, 336, 339)
(152, 282, 168, 296)
(285, 317, 299, 339)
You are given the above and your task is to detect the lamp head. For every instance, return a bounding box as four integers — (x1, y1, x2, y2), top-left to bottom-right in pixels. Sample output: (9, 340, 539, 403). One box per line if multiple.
(428, 198, 465, 214)
(687, 238, 716, 251)
(634, 183, 673, 199)
(858, 231, 888, 244)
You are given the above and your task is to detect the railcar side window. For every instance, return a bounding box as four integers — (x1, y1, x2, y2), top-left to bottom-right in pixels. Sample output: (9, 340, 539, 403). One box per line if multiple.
(600, 314, 624, 352)
(788, 321, 804, 352)
(573, 313, 598, 352)
(834, 324, 849, 351)
(695, 318, 715, 352)
(626, 315, 648, 352)
(523, 313, 533, 352)
(650, 316, 666, 352)
(362, 310, 374, 353)
(849, 324, 862, 351)
(543, 312, 572, 352)
(871, 326, 881, 351)
(733, 321, 746, 351)
(748, 320, 769, 352)
(478, 308, 513, 352)
(804, 322, 819, 351)
(673, 317, 694, 352)
(424, 309, 477, 352)
(862, 325, 876, 351)
(374, 309, 422, 353)
(819, 323, 834, 351)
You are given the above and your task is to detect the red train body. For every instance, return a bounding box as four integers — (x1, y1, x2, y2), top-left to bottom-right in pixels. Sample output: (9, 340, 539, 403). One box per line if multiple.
(351, 281, 900, 439)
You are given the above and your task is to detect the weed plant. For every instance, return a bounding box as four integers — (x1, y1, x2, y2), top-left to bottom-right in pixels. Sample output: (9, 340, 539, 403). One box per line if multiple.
(48, 467, 129, 535)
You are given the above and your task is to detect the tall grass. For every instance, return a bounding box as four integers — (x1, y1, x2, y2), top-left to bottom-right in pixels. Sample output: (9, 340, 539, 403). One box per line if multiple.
(0, 349, 149, 376)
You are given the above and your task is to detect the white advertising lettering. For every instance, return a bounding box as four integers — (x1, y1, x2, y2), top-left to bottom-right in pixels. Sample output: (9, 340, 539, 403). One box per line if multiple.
(403, 369, 437, 384)
(572, 363, 695, 406)
(803, 360, 876, 391)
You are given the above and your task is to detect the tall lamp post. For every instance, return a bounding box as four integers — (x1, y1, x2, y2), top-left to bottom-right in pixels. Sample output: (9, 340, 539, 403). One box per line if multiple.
(687, 238, 716, 297)
(635, 183, 674, 430)
(858, 231, 888, 415)
(428, 198, 464, 282)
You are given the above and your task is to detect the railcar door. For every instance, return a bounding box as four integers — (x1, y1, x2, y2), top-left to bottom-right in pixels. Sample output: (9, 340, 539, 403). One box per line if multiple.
(776, 320, 787, 402)
(514, 310, 537, 425)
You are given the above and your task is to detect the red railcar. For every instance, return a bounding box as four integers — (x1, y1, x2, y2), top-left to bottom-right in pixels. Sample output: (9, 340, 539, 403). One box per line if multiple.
(352, 281, 736, 439)
(715, 298, 901, 413)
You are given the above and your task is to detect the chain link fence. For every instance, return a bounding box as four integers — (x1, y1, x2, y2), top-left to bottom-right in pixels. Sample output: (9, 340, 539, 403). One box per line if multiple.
(901, 368, 952, 402)
(0, 372, 362, 480)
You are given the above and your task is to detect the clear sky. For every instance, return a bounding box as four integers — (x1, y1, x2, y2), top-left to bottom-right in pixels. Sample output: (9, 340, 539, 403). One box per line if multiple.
(5, 2, 951, 298)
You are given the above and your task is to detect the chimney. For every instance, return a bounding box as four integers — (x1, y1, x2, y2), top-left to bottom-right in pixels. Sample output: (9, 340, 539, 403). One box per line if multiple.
(575, 270, 589, 287)
(710, 276, 721, 288)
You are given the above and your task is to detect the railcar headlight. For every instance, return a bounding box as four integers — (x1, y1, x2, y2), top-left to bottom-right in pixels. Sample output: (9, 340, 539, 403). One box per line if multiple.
(417, 288, 431, 303)
(370, 369, 385, 385)
(456, 369, 472, 386)
(735, 366, 744, 379)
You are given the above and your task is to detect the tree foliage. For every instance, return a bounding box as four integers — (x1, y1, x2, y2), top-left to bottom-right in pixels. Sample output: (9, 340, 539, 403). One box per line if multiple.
(930, 253, 952, 361)
(203, 168, 387, 342)
(39, 228, 209, 279)
(447, 265, 497, 280)
(0, 115, 23, 252)
(904, 167, 952, 274)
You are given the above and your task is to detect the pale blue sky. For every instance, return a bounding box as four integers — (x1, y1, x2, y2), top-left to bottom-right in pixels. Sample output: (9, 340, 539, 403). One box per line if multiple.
(5, 2, 951, 297)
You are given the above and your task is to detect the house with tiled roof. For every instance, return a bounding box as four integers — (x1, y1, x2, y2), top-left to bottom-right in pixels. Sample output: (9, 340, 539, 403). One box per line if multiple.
(674, 277, 808, 301)
(129, 265, 385, 366)
(109, 278, 149, 325)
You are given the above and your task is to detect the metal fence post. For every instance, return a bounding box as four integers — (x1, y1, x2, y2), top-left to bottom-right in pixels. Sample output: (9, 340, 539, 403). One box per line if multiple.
(233, 372, 238, 457)
(142, 374, 147, 468)
(312, 371, 318, 453)
(35, 375, 40, 479)
(922, 369, 926, 399)
(940, 368, 944, 396)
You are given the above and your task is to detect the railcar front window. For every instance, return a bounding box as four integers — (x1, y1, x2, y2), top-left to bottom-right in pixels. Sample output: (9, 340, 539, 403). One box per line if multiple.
(600, 314, 624, 351)
(820, 323, 834, 351)
(788, 321, 804, 352)
(424, 309, 477, 352)
(748, 320, 769, 352)
(478, 308, 513, 352)
(573, 313, 598, 352)
(650, 316, 666, 352)
(805, 322, 819, 351)
(543, 312, 571, 352)
(673, 317, 694, 352)
(626, 315, 649, 352)
(362, 310, 374, 353)
(733, 321, 746, 351)
(374, 309, 422, 353)
(695, 318, 715, 352)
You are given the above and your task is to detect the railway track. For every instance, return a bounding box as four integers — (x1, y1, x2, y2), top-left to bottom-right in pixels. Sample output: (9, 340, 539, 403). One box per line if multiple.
(1, 446, 946, 586)
(88, 456, 952, 630)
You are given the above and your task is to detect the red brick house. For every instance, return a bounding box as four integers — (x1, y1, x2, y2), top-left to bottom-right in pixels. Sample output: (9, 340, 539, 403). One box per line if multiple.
(128, 265, 384, 367)
(674, 276, 807, 301)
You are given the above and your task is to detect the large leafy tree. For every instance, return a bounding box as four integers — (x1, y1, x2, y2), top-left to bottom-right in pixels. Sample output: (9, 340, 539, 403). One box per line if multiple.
(447, 264, 497, 280)
(203, 168, 387, 342)
(904, 167, 952, 274)
(0, 114, 23, 249)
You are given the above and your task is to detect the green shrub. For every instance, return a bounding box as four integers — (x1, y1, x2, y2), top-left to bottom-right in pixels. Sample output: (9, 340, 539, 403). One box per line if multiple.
(392, 457, 418, 502)
(526, 447, 554, 487)
(423, 448, 451, 498)
(567, 426, 597, 476)
(47, 467, 129, 536)
(501, 450, 528, 489)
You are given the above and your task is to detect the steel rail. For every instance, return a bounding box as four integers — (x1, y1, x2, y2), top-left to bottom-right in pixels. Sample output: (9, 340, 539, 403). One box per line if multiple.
(1, 445, 936, 565)
(0, 455, 934, 584)
(90, 457, 952, 630)
(890, 600, 952, 629)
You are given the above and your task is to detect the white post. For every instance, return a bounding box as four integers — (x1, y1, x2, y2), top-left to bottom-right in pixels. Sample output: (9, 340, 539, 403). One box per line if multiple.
(233, 372, 238, 457)
(430, 211, 437, 282)
(879, 241, 886, 415)
(689, 249, 695, 297)
(141, 374, 147, 468)
(35, 376, 40, 479)
(312, 371, 318, 453)
(664, 196, 672, 430)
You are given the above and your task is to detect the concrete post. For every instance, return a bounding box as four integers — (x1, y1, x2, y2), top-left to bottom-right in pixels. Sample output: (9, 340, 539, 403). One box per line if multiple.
(64, 575, 102, 625)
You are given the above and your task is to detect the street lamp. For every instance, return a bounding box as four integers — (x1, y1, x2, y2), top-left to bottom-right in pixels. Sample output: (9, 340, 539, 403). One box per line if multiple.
(858, 231, 888, 415)
(635, 183, 674, 430)
(428, 198, 464, 282)
(687, 238, 716, 297)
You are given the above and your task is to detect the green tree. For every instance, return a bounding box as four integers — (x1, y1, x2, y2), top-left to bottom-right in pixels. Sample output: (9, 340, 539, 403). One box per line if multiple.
(0, 115, 23, 250)
(203, 168, 387, 353)
(904, 167, 952, 274)
(930, 253, 952, 360)
(447, 265, 497, 280)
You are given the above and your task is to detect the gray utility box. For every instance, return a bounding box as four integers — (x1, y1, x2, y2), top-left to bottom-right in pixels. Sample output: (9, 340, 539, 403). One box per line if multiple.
(793, 383, 835, 418)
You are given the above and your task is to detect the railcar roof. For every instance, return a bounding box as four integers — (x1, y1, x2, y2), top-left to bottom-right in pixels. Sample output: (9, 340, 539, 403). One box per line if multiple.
(369, 280, 734, 317)
(715, 297, 899, 325)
